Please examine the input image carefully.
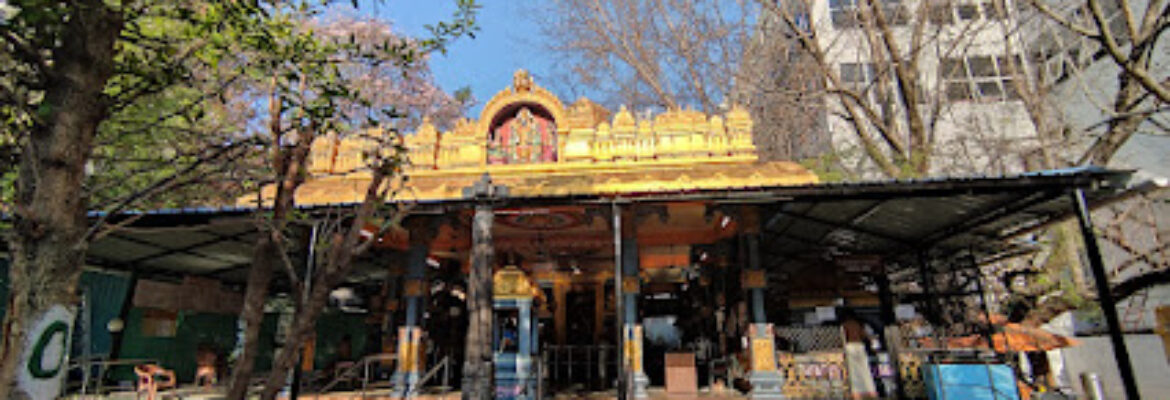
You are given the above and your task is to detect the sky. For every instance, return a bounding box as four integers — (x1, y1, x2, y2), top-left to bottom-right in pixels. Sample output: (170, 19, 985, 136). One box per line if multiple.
(349, 0, 557, 117)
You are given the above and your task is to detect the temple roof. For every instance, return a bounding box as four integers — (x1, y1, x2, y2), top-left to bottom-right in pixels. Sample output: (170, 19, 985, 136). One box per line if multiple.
(242, 69, 819, 206)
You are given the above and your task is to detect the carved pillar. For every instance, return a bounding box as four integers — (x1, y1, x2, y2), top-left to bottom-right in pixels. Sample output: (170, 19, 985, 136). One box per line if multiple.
(741, 207, 785, 399)
(393, 242, 429, 395)
(621, 209, 649, 398)
(462, 174, 505, 400)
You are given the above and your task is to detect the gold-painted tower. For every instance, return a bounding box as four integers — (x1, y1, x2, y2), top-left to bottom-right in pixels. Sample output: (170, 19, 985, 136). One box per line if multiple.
(246, 70, 817, 206)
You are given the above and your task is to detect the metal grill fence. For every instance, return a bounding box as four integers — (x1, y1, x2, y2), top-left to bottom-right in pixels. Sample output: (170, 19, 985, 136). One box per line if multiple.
(541, 344, 616, 392)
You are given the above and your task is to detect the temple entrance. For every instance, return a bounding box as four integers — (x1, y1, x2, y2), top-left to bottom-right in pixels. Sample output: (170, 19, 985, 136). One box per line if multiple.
(543, 284, 617, 393)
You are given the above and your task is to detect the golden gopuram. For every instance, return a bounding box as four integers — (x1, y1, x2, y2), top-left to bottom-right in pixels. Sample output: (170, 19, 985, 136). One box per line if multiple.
(248, 70, 818, 205)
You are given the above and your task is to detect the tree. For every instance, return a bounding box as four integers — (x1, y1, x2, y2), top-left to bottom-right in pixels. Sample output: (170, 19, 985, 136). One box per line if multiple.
(536, 0, 750, 109)
(989, 0, 1170, 326)
(537, 0, 836, 161)
(0, 1, 475, 398)
(734, 3, 832, 161)
(0, 3, 269, 397)
(218, 8, 477, 400)
(1024, 0, 1170, 164)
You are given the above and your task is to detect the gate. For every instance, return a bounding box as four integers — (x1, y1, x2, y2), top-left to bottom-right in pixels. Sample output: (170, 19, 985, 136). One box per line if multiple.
(542, 344, 616, 392)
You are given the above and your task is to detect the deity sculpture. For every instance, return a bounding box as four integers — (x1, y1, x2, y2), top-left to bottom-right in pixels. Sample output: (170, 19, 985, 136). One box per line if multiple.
(488, 107, 557, 165)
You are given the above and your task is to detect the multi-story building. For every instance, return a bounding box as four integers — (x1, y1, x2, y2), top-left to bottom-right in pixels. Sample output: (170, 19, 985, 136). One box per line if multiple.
(801, 0, 1043, 177)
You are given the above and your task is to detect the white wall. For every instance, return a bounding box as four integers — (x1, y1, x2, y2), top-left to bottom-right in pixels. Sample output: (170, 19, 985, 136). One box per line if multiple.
(1048, 334, 1170, 400)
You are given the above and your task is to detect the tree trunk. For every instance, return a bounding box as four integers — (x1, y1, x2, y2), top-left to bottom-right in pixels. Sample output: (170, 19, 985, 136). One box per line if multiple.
(225, 237, 280, 400)
(0, 3, 122, 399)
(258, 280, 333, 400)
(1085, 71, 1145, 165)
(461, 205, 494, 400)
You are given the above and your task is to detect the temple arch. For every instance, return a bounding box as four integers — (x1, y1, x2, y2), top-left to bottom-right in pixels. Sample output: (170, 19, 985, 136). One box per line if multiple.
(478, 70, 568, 165)
(486, 103, 559, 164)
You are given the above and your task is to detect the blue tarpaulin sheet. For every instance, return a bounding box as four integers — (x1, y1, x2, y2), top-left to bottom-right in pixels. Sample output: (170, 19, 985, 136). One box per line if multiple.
(923, 363, 1021, 400)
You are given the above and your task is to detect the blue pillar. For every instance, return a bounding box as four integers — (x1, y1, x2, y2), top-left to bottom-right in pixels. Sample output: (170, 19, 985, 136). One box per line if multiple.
(742, 209, 785, 399)
(393, 242, 428, 396)
(622, 239, 639, 325)
(403, 244, 427, 327)
(748, 236, 767, 324)
(620, 230, 649, 398)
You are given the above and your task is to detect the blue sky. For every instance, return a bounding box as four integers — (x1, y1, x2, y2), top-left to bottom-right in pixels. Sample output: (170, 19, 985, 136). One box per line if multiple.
(350, 0, 556, 117)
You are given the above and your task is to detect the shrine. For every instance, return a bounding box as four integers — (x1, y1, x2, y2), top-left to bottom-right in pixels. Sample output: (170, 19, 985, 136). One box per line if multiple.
(56, 70, 1145, 400)
(256, 69, 818, 398)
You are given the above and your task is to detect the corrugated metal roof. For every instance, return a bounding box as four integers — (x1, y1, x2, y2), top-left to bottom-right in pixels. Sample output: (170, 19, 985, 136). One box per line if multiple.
(15, 167, 1141, 287)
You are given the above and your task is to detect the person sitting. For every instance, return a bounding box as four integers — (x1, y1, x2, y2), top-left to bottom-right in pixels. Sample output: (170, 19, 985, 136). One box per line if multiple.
(134, 363, 175, 400)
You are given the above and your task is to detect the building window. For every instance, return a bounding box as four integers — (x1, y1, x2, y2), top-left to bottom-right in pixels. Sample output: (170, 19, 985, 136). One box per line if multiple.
(839, 62, 884, 104)
(829, 0, 908, 29)
(982, 0, 1005, 20)
(829, 0, 858, 28)
(840, 62, 876, 88)
(957, 3, 980, 20)
(941, 55, 1022, 102)
(929, 1, 1008, 25)
(928, 1, 956, 25)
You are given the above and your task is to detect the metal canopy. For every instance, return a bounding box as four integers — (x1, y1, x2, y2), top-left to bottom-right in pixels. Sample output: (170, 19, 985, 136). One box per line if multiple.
(753, 169, 1142, 267)
(7, 167, 1142, 287)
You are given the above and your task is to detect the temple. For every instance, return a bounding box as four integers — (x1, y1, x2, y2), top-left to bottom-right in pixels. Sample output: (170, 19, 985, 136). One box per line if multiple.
(242, 70, 819, 398)
(56, 70, 1144, 400)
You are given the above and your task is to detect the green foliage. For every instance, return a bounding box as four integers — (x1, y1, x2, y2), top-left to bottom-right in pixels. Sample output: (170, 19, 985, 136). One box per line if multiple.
(1, 0, 479, 213)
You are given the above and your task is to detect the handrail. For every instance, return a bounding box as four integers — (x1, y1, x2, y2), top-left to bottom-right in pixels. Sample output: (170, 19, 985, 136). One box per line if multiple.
(67, 357, 157, 395)
(407, 355, 451, 396)
(315, 353, 396, 395)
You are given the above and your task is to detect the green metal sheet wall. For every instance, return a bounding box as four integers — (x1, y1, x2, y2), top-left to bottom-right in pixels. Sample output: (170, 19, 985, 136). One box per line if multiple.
(113, 309, 280, 383)
(0, 262, 132, 358)
(79, 270, 132, 356)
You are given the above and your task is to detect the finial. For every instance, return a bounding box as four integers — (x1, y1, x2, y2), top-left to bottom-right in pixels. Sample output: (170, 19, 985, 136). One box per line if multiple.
(513, 69, 533, 92)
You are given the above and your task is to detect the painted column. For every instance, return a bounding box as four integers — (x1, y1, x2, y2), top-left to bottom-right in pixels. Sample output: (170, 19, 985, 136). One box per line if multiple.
(620, 209, 649, 398)
(742, 208, 785, 399)
(393, 242, 429, 395)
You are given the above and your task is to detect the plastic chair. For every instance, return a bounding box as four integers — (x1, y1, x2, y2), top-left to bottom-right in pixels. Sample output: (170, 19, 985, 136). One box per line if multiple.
(134, 363, 175, 400)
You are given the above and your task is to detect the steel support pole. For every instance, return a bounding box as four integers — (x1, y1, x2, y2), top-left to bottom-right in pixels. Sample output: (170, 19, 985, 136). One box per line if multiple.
(1072, 188, 1141, 400)
(613, 202, 625, 400)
